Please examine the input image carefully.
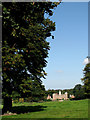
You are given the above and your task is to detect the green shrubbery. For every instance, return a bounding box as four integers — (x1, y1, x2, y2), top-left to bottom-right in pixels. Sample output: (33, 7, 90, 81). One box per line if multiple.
(43, 99, 52, 102)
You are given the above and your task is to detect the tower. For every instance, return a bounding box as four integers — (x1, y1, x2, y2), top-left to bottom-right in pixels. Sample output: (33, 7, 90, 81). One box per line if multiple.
(59, 91, 61, 95)
(65, 92, 68, 100)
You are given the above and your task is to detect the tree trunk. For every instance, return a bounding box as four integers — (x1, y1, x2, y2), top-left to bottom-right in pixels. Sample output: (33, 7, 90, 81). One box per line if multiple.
(3, 97, 12, 114)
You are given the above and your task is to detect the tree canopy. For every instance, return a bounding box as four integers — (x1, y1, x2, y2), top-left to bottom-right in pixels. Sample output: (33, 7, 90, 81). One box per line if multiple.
(81, 63, 90, 98)
(73, 84, 85, 99)
(2, 2, 60, 112)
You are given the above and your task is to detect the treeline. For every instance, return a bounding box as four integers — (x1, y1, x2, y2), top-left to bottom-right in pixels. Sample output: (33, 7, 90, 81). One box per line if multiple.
(46, 84, 86, 100)
(12, 83, 86, 103)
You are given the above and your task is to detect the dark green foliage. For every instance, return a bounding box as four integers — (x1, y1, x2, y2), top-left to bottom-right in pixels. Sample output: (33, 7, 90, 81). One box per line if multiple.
(73, 84, 85, 99)
(2, 2, 60, 112)
(43, 99, 52, 102)
(12, 91, 21, 99)
(81, 63, 90, 98)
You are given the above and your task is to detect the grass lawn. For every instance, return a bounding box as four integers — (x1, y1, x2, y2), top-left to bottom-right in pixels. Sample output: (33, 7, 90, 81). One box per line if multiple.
(2, 99, 88, 118)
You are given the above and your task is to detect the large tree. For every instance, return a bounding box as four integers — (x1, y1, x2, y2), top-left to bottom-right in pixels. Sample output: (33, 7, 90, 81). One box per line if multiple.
(81, 63, 90, 98)
(2, 2, 60, 112)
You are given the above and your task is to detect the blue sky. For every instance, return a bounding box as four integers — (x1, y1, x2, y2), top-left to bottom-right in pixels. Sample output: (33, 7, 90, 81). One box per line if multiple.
(42, 2, 88, 90)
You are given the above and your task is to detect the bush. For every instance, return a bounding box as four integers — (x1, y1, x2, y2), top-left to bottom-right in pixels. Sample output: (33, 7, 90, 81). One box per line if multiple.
(69, 98, 74, 100)
(43, 99, 52, 102)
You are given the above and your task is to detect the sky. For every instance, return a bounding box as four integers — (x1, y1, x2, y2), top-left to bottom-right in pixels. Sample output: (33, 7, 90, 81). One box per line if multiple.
(42, 2, 88, 90)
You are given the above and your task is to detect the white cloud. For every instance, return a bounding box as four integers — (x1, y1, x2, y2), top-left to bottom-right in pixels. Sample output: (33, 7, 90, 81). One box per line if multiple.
(83, 58, 89, 65)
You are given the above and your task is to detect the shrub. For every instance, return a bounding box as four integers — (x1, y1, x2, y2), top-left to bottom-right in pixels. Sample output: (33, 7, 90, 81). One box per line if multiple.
(43, 99, 52, 102)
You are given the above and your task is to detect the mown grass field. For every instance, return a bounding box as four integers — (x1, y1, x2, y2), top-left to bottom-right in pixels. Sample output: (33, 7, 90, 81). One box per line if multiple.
(2, 99, 88, 118)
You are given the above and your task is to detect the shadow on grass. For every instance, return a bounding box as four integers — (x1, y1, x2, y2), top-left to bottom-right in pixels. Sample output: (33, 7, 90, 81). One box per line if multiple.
(11, 105, 47, 114)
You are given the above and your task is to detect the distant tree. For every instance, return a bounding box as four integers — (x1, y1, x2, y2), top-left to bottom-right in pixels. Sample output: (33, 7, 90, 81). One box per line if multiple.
(73, 84, 85, 99)
(81, 63, 90, 98)
(2, 2, 60, 112)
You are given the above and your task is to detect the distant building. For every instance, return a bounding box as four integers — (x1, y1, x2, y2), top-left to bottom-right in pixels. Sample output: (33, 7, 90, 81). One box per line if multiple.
(47, 91, 68, 100)
(53, 91, 68, 100)
(47, 94, 52, 100)
(69, 94, 75, 99)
